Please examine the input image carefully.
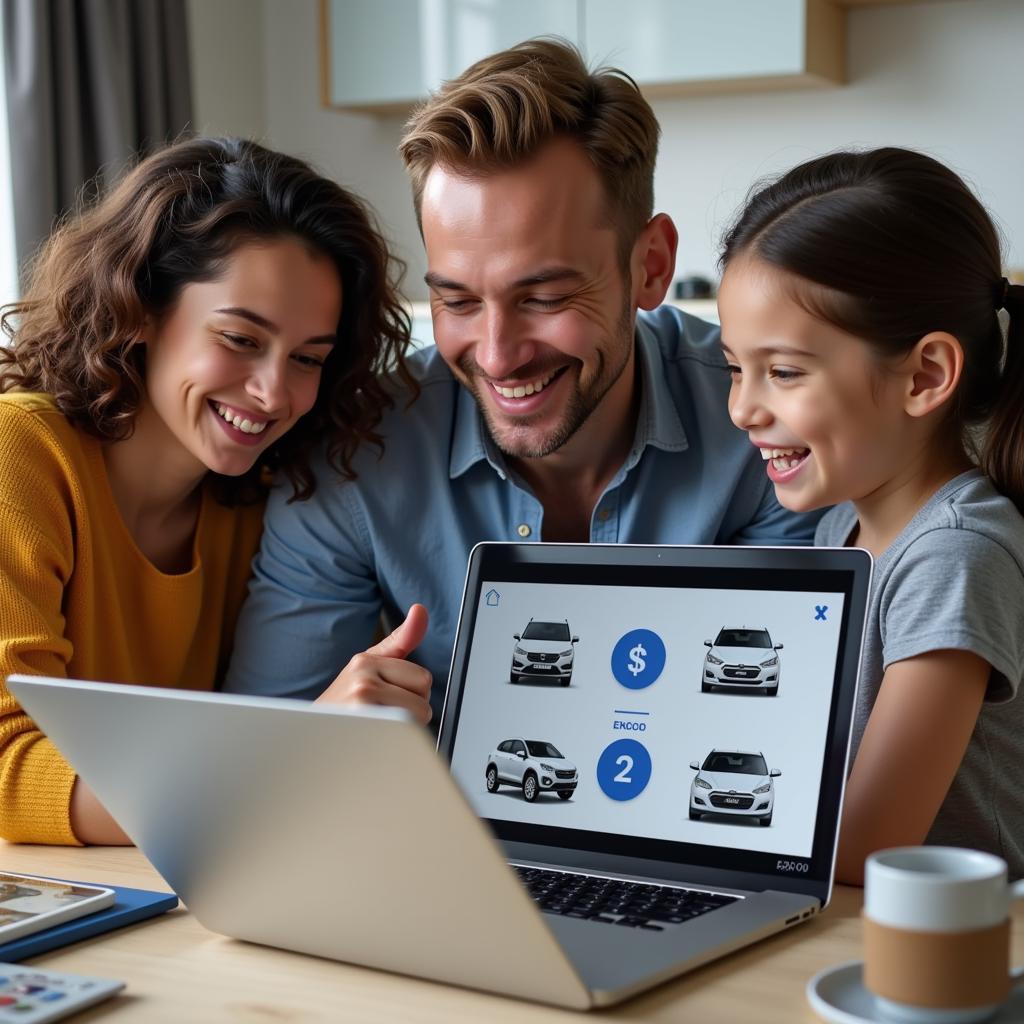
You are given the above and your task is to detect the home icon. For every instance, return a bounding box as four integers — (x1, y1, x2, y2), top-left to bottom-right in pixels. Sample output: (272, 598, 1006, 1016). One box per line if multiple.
(485, 589, 500, 607)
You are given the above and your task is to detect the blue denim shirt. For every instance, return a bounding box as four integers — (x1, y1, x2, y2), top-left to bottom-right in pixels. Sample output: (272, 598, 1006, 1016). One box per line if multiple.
(225, 306, 821, 716)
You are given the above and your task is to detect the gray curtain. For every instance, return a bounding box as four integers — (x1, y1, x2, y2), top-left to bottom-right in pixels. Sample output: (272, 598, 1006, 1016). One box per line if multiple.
(2, 0, 193, 274)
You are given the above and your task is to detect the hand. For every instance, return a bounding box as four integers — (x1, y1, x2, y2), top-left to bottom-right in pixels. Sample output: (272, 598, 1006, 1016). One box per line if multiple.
(315, 604, 433, 725)
(70, 778, 132, 846)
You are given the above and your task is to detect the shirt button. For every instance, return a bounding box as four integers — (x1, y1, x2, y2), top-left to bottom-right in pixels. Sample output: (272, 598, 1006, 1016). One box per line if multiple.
(598, 508, 611, 522)
(517, 523, 532, 538)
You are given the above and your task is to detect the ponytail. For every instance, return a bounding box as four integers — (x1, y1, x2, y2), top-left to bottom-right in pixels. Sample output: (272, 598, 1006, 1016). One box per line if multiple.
(983, 283, 1024, 513)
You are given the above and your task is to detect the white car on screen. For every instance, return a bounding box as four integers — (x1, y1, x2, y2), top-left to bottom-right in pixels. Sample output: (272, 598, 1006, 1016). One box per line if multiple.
(688, 749, 780, 826)
(485, 738, 578, 802)
(510, 619, 579, 686)
(702, 626, 783, 696)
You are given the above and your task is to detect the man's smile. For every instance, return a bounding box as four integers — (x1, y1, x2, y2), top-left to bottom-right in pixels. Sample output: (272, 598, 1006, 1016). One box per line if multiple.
(489, 367, 560, 399)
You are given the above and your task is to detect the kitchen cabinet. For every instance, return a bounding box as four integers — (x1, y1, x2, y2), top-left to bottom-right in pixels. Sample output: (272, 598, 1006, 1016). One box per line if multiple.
(586, 0, 842, 96)
(321, 0, 844, 113)
(321, 0, 578, 113)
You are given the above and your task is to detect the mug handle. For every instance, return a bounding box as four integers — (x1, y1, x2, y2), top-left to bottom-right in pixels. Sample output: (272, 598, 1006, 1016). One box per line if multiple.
(1012, 880, 1024, 989)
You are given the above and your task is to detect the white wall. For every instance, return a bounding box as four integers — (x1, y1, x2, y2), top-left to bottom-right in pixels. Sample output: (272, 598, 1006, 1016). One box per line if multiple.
(655, 0, 1023, 283)
(194, 0, 1024, 300)
(261, 0, 423, 296)
(0, 5, 19, 306)
(187, 0, 267, 139)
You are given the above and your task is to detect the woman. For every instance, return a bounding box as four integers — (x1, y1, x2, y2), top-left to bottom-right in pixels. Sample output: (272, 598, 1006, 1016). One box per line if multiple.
(0, 137, 414, 845)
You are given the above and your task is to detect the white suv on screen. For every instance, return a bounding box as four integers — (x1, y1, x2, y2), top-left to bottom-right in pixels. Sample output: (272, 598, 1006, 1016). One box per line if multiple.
(702, 627, 783, 696)
(688, 749, 780, 826)
(510, 619, 579, 686)
(485, 739, 578, 802)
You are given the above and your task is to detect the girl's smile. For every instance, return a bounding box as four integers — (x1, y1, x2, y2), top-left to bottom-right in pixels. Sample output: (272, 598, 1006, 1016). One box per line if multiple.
(758, 445, 811, 482)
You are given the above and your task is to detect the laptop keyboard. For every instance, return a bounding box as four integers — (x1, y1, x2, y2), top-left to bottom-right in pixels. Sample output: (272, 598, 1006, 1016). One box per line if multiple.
(513, 865, 739, 931)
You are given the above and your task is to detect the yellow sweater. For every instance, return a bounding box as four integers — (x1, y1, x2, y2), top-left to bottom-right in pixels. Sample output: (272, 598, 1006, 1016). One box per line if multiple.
(0, 394, 264, 844)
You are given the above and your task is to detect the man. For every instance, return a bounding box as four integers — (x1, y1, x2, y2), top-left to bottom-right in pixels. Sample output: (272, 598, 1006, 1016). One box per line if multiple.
(225, 39, 818, 722)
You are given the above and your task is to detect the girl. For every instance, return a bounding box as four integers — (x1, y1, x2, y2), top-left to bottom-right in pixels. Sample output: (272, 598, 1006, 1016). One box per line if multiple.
(717, 147, 1024, 884)
(0, 137, 418, 846)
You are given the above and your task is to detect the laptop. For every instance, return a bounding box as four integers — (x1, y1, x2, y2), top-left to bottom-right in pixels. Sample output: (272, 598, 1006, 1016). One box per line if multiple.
(9, 542, 870, 1009)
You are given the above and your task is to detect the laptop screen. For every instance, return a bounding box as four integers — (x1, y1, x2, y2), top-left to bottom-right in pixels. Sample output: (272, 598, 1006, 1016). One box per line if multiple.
(438, 543, 869, 896)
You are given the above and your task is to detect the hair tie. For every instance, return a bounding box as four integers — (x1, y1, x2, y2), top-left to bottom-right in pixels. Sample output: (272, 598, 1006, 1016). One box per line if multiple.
(999, 278, 1024, 313)
(996, 277, 1024, 312)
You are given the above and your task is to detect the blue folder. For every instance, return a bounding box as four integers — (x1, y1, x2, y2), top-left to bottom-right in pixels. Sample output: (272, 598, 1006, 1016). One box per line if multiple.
(0, 883, 178, 961)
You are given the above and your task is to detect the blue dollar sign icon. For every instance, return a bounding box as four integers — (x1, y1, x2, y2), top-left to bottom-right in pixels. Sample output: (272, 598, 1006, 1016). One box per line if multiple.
(611, 629, 666, 689)
(597, 739, 652, 801)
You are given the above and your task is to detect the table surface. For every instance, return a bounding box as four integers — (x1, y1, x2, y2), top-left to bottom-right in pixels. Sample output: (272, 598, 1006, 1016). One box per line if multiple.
(2, 843, 1021, 1023)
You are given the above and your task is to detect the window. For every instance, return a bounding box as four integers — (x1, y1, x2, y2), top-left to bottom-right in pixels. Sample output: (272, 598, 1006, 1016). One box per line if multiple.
(525, 741, 562, 759)
(704, 752, 769, 776)
(714, 629, 772, 649)
(522, 621, 570, 642)
(0, 5, 18, 309)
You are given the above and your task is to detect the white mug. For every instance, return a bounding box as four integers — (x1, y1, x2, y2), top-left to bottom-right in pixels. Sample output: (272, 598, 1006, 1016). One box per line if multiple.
(863, 847, 1024, 1023)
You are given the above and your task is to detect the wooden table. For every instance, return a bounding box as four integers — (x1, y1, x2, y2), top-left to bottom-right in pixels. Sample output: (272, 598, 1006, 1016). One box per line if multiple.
(3, 843, 1021, 1022)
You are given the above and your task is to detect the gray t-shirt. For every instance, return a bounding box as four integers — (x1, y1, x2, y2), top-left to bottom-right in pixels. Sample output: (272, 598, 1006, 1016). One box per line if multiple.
(817, 470, 1024, 878)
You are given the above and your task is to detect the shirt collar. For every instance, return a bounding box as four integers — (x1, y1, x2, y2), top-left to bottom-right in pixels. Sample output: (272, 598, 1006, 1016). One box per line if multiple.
(448, 315, 689, 481)
(449, 382, 508, 480)
(630, 313, 689, 458)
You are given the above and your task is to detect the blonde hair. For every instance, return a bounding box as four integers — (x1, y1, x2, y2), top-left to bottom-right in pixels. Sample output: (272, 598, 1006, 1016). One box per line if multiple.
(399, 38, 659, 261)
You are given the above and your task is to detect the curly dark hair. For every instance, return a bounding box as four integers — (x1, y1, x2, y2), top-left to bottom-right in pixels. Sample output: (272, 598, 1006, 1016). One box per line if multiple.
(0, 136, 417, 502)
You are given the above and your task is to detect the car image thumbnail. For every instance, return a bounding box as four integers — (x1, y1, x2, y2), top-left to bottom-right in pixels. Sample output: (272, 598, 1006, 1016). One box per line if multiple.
(510, 619, 579, 686)
(485, 739, 578, 802)
(702, 626, 783, 695)
(688, 749, 780, 826)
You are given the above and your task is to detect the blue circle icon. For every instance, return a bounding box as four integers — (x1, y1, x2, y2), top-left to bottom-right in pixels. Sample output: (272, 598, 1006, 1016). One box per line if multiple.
(611, 629, 666, 689)
(597, 739, 652, 801)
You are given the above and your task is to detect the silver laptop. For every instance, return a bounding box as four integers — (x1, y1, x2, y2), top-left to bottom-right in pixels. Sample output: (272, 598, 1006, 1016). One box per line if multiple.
(9, 542, 870, 1009)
